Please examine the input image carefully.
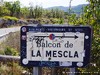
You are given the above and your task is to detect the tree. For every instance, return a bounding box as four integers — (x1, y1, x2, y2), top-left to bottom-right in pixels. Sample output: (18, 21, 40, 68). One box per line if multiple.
(4, 1, 21, 17)
(13, 0, 21, 18)
(49, 8, 64, 18)
(67, 0, 100, 74)
(84, 0, 100, 73)
(20, 7, 29, 18)
(0, 5, 10, 16)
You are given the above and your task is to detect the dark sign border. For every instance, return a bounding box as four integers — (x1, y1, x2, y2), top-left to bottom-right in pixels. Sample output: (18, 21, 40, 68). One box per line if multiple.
(20, 25, 92, 67)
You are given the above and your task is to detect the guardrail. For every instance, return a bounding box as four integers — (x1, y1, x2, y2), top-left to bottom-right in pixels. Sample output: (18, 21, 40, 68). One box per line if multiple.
(0, 55, 20, 61)
(0, 33, 9, 40)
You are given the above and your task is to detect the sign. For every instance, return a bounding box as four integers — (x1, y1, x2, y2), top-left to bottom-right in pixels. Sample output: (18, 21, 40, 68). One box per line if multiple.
(20, 25, 92, 67)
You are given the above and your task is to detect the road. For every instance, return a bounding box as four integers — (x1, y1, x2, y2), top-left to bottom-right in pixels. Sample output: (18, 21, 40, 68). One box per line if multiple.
(0, 27, 20, 42)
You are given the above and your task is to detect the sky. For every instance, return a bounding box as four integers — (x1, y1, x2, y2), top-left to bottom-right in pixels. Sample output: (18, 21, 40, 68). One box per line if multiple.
(4, 0, 89, 8)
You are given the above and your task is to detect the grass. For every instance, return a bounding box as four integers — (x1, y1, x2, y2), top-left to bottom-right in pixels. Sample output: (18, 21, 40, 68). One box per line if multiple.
(0, 31, 20, 54)
(2, 16, 18, 21)
(0, 31, 32, 75)
(0, 62, 25, 75)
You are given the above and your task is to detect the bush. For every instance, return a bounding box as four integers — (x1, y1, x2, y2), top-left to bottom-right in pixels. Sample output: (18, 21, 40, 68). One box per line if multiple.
(2, 16, 18, 21)
(0, 50, 4, 55)
(0, 62, 25, 75)
(4, 46, 19, 56)
(50, 18, 62, 24)
(0, 31, 20, 53)
(58, 18, 64, 24)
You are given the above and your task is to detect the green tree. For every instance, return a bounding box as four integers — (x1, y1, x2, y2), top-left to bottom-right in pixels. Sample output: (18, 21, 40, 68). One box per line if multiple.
(4, 1, 20, 17)
(20, 7, 29, 18)
(84, 0, 100, 73)
(49, 8, 64, 18)
(13, 0, 21, 18)
(29, 5, 44, 19)
(0, 5, 10, 16)
(67, 0, 100, 74)
(34, 5, 43, 18)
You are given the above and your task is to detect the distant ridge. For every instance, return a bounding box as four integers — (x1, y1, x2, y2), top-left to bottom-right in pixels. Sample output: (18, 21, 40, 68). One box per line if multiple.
(46, 4, 88, 14)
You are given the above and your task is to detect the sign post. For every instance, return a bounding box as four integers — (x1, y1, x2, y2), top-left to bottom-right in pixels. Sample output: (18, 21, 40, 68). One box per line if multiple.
(20, 25, 92, 74)
(69, 68, 75, 75)
(33, 67, 38, 75)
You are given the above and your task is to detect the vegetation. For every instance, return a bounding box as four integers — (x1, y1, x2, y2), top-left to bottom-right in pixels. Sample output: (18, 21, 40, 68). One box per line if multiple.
(0, 0, 66, 28)
(3, 16, 18, 21)
(0, 1, 65, 19)
(67, 0, 100, 74)
(0, 32, 20, 55)
(0, 62, 25, 75)
(0, 32, 32, 75)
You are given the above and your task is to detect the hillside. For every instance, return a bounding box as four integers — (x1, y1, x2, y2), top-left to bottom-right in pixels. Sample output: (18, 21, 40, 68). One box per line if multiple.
(46, 4, 88, 14)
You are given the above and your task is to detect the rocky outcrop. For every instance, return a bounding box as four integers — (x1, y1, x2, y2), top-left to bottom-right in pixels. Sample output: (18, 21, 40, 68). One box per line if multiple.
(0, 18, 6, 28)
(0, 18, 28, 28)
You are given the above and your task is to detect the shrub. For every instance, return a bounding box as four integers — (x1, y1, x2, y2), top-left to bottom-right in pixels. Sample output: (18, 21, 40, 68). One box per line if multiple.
(58, 18, 64, 24)
(2, 16, 18, 21)
(0, 31, 20, 53)
(50, 18, 59, 24)
(4, 46, 19, 56)
(0, 50, 4, 55)
(0, 62, 25, 75)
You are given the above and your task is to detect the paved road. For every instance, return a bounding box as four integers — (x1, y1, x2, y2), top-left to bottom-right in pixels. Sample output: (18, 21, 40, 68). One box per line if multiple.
(0, 27, 20, 42)
(0, 27, 20, 36)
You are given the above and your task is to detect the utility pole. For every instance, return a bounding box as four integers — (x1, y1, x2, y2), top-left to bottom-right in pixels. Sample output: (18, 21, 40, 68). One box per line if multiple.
(0, 0, 3, 5)
(69, 0, 72, 14)
(68, 0, 73, 25)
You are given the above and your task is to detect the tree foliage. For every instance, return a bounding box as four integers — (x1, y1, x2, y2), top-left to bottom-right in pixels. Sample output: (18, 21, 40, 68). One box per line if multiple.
(67, 0, 100, 74)
(0, 0, 65, 20)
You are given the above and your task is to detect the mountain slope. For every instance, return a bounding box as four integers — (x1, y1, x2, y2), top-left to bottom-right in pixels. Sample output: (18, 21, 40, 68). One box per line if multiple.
(46, 4, 88, 13)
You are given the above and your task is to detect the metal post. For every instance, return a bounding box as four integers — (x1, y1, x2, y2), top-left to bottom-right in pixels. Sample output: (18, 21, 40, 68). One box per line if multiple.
(38, 67, 42, 75)
(69, 68, 75, 75)
(51, 68, 56, 75)
(33, 67, 39, 75)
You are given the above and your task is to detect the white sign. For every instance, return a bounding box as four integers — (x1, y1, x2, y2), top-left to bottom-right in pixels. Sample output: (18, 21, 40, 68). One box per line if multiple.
(25, 32, 85, 63)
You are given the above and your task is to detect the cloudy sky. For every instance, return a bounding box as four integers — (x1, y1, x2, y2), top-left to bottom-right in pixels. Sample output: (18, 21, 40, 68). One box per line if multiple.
(4, 0, 89, 8)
